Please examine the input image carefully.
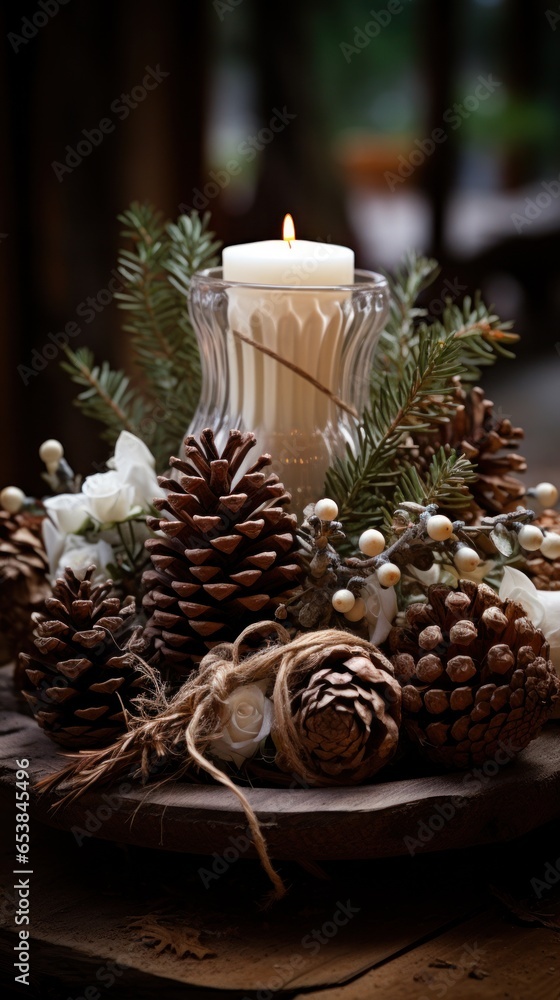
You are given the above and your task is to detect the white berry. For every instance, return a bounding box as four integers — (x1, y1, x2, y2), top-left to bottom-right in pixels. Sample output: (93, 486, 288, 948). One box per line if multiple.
(518, 524, 544, 552)
(314, 498, 338, 522)
(426, 514, 454, 541)
(541, 532, 560, 560)
(359, 528, 385, 557)
(533, 482, 559, 508)
(39, 439, 64, 470)
(344, 597, 367, 622)
(0, 486, 25, 514)
(453, 547, 481, 573)
(332, 589, 355, 613)
(377, 562, 401, 588)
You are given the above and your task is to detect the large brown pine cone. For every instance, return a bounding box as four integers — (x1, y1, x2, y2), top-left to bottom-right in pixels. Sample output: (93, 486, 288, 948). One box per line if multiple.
(411, 385, 526, 521)
(143, 429, 302, 681)
(19, 567, 149, 748)
(0, 509, 50, 665)
(274, 641, 402, 786)
(389, 581, 559, 769)
(525, 509, 560, 590)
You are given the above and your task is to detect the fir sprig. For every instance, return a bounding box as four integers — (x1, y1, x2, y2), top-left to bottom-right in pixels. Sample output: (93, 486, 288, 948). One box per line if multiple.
(394, 448, 477, 514)
(326, 254, 519, 544)
(61, 203, 221, 469)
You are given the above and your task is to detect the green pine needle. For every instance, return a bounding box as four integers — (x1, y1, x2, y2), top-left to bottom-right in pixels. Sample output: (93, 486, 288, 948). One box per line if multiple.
(61, 203, 221, 469)
(326, 252, 518, 544)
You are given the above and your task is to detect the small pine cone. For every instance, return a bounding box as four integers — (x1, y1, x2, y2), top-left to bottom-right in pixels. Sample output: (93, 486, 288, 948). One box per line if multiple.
(274, 641, 401, 785)
(389, 581, 559, 769)
(525, 509, 560, 590)
(143, 429, 302, 681)
(19, 567, 150, 748)
(411, 385, 526, 522)
(0, 509, 50, 666)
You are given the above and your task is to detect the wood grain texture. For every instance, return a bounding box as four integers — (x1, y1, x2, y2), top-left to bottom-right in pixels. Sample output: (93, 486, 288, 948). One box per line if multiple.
(295, 907, 560, 1000)
(0, 811, 485, 993)
(0, 702, 559, 861)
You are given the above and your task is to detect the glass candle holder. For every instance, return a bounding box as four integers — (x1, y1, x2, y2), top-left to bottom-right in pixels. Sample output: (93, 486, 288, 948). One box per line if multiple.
(188, 268, 389, 513)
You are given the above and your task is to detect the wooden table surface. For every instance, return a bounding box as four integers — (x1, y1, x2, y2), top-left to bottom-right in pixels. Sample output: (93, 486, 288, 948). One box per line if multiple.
(0, 671, 559, 999)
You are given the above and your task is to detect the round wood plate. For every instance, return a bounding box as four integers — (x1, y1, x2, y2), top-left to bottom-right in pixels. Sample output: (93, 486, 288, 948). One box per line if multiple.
(1, 697, 559, 861)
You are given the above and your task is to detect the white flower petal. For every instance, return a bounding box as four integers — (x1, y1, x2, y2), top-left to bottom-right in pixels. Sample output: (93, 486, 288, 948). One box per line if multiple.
(82, 472, 135, 524)
(44, 493, 89, 534)
(500, 566, 560, 672)
(54, 536, 114, 583)
(362, 574, 397, 646)
(113, 431, 164, 509)
(210, 683, 274, 769)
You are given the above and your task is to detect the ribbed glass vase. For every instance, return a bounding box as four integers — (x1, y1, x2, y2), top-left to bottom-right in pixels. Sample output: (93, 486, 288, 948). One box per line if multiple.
(188, 268, 389, 513)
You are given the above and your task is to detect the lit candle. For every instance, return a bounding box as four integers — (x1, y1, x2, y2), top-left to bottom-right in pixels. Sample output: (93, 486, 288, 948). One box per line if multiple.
(222, 214, 354, 286)
(221, 217, 356, 508)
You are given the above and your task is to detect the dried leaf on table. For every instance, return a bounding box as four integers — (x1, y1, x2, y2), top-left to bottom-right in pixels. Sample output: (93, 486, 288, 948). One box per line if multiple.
(128, 914, 216, 960)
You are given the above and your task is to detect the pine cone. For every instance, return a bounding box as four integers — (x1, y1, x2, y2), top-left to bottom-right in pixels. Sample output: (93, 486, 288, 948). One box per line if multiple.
(19, 567, 149, 748)
(389, 581, 559, 769)
(143, 429, 302, 680)
(525, 509, 560, 590)
(274, 641, 401, 785)
(0, 509, 50, 665)
(411, 385, 526, 521)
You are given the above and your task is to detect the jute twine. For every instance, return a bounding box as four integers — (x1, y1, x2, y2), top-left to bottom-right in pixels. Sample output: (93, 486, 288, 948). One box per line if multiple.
(38, 622, 384, 902)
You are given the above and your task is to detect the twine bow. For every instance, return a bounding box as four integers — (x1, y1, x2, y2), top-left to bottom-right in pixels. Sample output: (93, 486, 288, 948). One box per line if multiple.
(38, 622, 386, 902)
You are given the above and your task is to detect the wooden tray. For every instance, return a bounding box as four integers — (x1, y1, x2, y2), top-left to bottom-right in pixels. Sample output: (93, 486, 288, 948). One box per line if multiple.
(1, 696, 559, 861)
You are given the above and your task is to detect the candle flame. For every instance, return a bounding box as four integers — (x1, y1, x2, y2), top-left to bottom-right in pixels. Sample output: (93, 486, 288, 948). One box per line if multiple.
(283, 213, 295, 243)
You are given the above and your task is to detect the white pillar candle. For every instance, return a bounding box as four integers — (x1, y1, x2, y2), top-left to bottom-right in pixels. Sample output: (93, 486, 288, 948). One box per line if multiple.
(222, 216, 354, 286)
(221, 217, 355, 508)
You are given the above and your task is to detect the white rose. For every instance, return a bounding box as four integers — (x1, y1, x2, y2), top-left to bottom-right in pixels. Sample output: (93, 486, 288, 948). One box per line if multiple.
(499, 566, 560, 673)
(44, 492, 89, 534)
(82, 471, 136, 525)
(210, 681, 274, 768)
(54, 536, 115, 583)
(111, 431, 164, 510)
(362, 574, 398, 646)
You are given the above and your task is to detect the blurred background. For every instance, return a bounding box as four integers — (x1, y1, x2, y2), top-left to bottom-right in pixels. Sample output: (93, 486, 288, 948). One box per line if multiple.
(0, 0, 559, 494)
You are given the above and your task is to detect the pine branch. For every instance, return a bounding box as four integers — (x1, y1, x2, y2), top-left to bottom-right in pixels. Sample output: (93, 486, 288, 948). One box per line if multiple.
(328, 251, 521, 545)
(372, 251, 440, 394)
(61, 347, 141, 444)
(61, 203, 221, 469)
(394, 449, 477, 513)
(114, 204, 221, 464)
(327, 324, 469, 533)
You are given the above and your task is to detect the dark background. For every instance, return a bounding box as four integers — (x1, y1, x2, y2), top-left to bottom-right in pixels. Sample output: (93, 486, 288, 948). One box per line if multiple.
(1, 0, 559, 495)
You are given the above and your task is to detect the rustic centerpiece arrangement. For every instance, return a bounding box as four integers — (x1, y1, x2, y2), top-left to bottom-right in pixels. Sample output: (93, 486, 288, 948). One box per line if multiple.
(2, 204, 560, 897)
